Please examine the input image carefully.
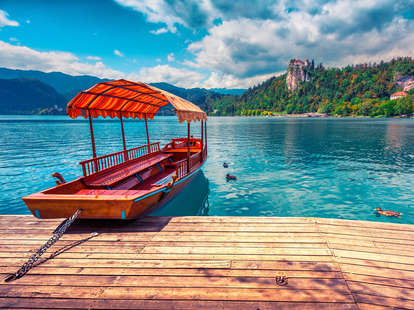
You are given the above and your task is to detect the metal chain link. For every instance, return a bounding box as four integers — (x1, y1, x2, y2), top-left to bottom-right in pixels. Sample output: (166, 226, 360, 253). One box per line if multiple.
(4, 208, 83, 282)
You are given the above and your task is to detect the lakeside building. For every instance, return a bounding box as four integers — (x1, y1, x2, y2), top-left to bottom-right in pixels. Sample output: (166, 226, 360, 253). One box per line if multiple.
(390, 91, 408, 100)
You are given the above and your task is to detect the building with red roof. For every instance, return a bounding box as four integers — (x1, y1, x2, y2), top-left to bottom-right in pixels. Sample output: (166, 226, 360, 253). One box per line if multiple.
(390, 91, 408, 100)
(293, 59, 305, 66)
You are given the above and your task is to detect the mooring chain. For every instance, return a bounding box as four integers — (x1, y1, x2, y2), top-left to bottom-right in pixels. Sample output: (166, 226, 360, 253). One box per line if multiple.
(5, 208, 83, 282)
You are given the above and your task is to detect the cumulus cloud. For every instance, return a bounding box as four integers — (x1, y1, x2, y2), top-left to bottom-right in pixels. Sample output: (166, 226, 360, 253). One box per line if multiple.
(114, 49, 124, 57)
(114, 0, 223, 33)
(203, 71, 279, 89)
(0, 40, 227, 88)
(116, 0, 414, 87)
(150, 27, 168, 35)
(138, 64, 205, 88)
(0, 10, 19, 27)
(187, 0, 414, 78)
(0, 41, 125, 78)
(86, 56, 101, 61)
(167, 53, 175, 62)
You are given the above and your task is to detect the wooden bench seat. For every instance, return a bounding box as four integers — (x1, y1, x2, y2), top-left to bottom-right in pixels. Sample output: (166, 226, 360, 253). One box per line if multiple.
(132, 168, 176, 191)
(74, 189, 145, 196)
(84, 153, 173, 187)
(163, 147, 201, 153)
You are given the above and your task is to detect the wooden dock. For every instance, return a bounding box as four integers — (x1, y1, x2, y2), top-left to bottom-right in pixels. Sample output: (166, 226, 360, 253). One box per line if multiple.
(0, 215, 413, 309)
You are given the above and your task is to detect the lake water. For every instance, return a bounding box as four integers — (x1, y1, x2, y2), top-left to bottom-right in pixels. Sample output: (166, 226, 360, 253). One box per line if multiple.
(1, 115, 413, 224)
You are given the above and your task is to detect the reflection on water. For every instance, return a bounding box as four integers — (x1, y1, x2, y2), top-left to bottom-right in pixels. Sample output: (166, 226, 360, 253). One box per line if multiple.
(0, 115, 413, 224)
(150, 171, 210, 216)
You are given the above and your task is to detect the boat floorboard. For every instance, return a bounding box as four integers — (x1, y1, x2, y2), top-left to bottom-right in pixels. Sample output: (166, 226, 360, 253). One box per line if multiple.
(0, 215, 413, 309)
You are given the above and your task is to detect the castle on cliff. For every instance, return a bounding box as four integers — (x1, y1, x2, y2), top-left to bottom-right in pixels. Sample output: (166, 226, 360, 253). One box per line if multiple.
(286, 58, 311, 91)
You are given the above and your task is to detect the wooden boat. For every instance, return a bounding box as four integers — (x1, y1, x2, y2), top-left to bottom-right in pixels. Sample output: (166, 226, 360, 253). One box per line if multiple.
(22, 80, 208, 219)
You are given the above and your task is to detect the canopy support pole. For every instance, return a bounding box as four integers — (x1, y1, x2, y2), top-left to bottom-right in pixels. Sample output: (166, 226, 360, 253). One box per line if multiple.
(145, 115, 151, 154)
(88, 114, 98, 172)
(205, 120, 207, 151)
(200, 120, 204, 163)
(88, 114, 97, 159)
(187, 122, 191, 174)
(120, 114, 127, 160)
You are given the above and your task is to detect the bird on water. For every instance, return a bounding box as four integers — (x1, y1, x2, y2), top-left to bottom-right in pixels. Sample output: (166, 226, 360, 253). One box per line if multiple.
(373, 207, 402, 218)
(226, 173, 237, 180)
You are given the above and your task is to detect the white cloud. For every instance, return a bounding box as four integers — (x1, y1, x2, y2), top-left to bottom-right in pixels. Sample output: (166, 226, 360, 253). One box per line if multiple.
(0, 10, 19, 27)
(115, 0, 414, 87)
(114, 49, 124, 57)
(150, 27, 168, 35)
(9, 37, 18, 42)
(114, 0, 180, 33)
(203, 71, 279, 89)
(187, 3, 414, 78)
(0, 39, 273, 88)
(167, 53, 175, 62)
(138, 64, 205, 88)
(0, 40, 125, 78)
(86, 56, 101, 61)
(26, 20, 30, 24)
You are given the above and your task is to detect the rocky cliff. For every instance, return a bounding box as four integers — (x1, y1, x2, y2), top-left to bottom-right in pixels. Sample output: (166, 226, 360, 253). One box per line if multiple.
(286, 59, 310, 91)
(395, 74, 414, 92)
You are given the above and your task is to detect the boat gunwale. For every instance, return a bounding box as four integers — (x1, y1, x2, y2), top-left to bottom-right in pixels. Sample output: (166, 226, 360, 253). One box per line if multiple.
(22, 147, 207, 202)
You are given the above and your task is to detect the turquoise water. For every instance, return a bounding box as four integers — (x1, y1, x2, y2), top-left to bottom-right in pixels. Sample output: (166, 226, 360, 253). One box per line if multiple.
(1, 115, 413, 224)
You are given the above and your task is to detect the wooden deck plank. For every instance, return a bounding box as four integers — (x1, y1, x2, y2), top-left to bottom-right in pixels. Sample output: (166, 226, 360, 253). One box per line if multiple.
(343, 273, 414, 289)
(0, 215, 413, 309)
(0, 285, 354, 302)
(0, 298, 359, 310)
(354, 294, 414, 309)
(0, 258, 232, 269)
(0, 275, 350, 290)
(0, 267, 343, 278)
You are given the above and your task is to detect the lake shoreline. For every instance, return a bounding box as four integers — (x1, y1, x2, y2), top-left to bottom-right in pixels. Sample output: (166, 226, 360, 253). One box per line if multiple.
(211, 113, 414, 119)
(1, 113, 413, 119)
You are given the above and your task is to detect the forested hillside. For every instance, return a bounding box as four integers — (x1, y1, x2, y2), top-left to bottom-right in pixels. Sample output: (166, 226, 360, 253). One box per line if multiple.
(212, 57, 414, 117)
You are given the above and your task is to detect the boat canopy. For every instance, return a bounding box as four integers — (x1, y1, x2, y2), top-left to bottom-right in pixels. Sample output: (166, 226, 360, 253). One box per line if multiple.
(67, 79, 207, 122)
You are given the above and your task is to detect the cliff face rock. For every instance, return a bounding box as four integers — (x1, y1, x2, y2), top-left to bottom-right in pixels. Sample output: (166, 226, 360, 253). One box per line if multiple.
(286, 58, 310, 91)
(395, 74, 414, 92)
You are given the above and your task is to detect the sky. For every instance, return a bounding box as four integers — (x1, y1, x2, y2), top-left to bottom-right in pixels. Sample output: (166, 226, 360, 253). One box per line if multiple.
(0, 0, 413, 89)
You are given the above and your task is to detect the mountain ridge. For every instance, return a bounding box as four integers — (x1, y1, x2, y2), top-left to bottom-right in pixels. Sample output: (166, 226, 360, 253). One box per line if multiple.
(0, 68, 231, 115)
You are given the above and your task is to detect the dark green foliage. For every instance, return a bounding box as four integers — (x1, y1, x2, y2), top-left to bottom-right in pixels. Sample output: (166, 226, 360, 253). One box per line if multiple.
(211, 57, 414, 117)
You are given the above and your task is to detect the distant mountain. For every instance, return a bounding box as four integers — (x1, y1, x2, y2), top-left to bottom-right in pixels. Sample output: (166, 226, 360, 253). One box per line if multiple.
(0, 78, 67, 115)
(0, 68, 107, 100)
(0, 68, 228, 115)
(210, 88, 246, 95)
(151, 82, 223, 114)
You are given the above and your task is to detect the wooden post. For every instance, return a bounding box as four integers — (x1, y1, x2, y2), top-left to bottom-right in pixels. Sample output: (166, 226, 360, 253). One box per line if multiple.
(88, 114, 98, 172)
(205, 120, 207, 151)
(187, 121, 191, 174)
(145, 116, 151, 154)
(200, 120, 204, 162)
(88, 114, 97, 158)
(120, 114, 127, 160)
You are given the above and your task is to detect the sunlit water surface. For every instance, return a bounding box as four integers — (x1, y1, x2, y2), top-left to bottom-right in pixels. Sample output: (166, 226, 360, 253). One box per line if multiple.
(1, 115, 413, 224)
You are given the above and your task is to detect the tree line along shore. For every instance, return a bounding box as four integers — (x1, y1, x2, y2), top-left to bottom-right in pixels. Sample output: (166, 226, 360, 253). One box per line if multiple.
(210, 57, 414, 118)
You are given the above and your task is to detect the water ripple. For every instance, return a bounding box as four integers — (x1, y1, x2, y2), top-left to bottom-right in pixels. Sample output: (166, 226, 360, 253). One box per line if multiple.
(1, 116, 413, 224)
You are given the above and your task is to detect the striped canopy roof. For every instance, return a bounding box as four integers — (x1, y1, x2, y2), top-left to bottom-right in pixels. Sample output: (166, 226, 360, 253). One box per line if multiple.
(67, 79, 207, 122)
